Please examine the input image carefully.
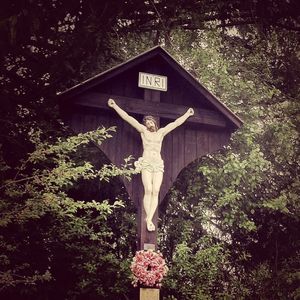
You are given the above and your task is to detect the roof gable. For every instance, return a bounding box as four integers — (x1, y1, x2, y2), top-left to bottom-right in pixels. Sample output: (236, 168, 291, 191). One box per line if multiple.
(60, 45, 243, 129)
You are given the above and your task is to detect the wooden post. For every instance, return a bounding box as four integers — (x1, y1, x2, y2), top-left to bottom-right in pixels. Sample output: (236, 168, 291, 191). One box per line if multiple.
(138, 88, 161, 299)
(140, 288, 160, 300)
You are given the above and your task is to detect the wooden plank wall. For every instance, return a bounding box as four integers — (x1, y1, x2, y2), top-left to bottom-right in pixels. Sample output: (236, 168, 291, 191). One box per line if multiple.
(65, 59, 233, 205)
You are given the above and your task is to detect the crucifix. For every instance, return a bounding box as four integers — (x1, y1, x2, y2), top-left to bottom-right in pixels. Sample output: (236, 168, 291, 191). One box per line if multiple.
(107, 97, 194, 233)
(59, 46, 242, 300)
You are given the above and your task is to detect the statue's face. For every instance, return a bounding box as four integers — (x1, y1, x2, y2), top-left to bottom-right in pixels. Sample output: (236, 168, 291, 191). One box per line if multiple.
(145, 119, 156, 132)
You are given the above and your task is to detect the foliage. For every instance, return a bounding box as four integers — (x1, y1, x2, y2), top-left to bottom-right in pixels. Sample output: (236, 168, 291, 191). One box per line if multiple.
(0, 127, 137, 299)
(162, 240, 233, 300)
(160, 27, 299, 299)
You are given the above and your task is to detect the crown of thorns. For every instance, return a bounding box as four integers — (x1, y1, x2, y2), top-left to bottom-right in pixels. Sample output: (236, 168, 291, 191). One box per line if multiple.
(143, 115, 158, 124)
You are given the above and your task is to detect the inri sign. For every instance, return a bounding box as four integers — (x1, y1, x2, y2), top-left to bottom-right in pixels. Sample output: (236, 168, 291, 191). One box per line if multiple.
(138, 72, 168, 92)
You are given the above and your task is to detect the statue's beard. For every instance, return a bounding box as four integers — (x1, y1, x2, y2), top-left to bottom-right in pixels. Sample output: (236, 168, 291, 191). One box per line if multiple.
(147, 125, 156, 132)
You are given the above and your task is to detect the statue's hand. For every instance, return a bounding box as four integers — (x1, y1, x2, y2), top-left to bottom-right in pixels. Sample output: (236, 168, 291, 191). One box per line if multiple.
(108, 98, 116, 107)
(188, 108, 194, 116)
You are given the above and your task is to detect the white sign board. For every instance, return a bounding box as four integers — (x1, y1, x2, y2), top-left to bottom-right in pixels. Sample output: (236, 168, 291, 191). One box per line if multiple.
(138, 72, 168, 91)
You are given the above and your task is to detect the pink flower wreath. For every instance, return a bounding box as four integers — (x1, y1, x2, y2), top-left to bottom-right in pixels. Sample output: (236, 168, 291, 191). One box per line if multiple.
(131, 249, 168, 288)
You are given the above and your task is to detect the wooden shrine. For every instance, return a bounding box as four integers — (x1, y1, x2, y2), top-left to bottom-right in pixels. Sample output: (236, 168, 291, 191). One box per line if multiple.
(59, 46, 242, 298)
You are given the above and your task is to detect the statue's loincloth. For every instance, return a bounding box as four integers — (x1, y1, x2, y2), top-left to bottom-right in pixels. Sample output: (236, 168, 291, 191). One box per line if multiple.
(134, 157, 164, 173)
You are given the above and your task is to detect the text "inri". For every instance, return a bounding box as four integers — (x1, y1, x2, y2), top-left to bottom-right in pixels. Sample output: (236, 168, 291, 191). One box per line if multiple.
(138, 72, 168, 91)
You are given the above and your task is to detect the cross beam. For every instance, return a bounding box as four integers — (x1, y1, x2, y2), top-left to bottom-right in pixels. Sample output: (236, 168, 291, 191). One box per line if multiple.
(74, 92, 228, 128)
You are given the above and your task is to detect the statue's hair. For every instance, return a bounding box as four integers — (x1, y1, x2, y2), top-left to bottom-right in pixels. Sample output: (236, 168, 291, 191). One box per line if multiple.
(143, 115, 158, 131)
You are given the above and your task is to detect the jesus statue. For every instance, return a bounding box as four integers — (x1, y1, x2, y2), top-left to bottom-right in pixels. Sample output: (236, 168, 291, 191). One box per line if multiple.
(108, 98, 194, 231)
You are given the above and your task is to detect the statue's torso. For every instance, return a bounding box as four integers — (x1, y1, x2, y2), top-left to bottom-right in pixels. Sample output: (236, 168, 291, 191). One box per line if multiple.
(140, 130, 163, 162)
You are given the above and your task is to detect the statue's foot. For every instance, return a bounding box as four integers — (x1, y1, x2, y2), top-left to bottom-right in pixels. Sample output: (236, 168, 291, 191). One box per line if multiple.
(146, 220, 155, 232)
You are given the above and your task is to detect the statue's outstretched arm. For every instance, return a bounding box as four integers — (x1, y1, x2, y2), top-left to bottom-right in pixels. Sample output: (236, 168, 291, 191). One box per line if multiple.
(108, 99, 145, 133)
(159, 108, 194, 136)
